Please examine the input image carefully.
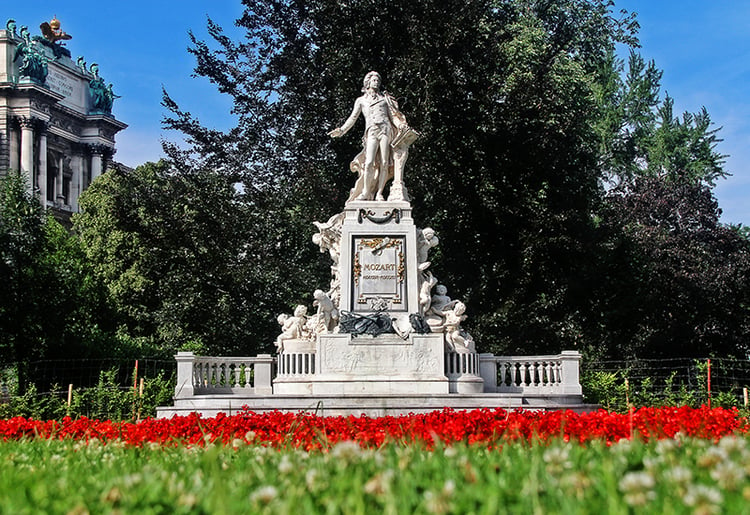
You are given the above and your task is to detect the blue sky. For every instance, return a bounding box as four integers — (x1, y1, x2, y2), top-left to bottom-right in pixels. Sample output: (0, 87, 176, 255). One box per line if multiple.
(5, 1, 748, 225)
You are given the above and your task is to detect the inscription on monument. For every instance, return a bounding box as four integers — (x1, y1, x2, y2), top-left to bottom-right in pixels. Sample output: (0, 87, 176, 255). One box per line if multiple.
(47, 70, 76, 98)
(352, 236, 406, 311)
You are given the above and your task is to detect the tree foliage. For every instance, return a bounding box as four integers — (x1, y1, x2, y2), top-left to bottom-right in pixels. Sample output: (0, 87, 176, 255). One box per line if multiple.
(152, 0, 746, 359)
(0, 171, 112, 391)
(73, 161, 314, 355)
(162, 0, 643, 355)
(592, 177, 750, 359)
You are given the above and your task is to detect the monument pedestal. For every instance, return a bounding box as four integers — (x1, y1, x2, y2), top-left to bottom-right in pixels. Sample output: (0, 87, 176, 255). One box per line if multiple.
(311, 333, 448, 395)
(339, 200, 420, 315)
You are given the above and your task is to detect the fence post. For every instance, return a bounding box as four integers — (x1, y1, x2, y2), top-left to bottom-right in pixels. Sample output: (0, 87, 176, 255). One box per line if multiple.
(253, 354, 274, 395)
(707, 358, 712, 409)
(559, 351, 582, 395)
(479, 354, 497, 393)
(174, 352, 195, 399)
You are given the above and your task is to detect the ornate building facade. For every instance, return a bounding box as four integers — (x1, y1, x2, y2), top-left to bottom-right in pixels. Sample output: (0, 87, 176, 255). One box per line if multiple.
(0, 17, 127, 216)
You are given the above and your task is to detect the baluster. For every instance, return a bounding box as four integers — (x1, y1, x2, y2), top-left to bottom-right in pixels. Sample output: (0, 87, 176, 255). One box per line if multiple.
(526, 361, 532, 386)
(193, 362, 200, 388)
(528, 361, 534, 386)
(534, 361, 541, 386)
(546, 361, 554, 386)
(231, 363, 239, 387)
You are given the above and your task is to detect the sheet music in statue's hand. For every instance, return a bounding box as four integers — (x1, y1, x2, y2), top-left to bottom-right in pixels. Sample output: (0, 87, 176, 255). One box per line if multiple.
(391, 127, 419, 150)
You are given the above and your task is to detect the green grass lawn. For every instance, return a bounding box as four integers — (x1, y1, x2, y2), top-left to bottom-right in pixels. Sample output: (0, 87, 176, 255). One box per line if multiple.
(1, 435, 748, 514)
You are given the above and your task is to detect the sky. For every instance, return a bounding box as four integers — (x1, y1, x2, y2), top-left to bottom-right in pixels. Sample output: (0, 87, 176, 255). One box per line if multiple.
(5, 1, 749, 225)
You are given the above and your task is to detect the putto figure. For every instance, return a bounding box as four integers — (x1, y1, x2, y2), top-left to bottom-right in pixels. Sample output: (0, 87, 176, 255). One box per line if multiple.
(329, 71, 418, 202)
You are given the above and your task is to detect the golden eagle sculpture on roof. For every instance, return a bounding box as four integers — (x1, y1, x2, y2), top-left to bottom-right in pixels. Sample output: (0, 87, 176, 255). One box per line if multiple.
(40, 16, 71, 44)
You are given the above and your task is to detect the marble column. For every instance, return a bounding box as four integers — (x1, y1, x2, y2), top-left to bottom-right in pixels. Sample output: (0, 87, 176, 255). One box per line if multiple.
(70, 153, 82, 211)
(19, 118, 35, 189)
(8, 120, 20, 171)
(37, 123, 48, 206)
(90, 148, 103, 182)
(55, 153, 64, 204)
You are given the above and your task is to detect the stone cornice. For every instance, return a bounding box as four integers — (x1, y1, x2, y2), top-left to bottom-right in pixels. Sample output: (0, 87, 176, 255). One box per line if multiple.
(84, 114, 128, 132)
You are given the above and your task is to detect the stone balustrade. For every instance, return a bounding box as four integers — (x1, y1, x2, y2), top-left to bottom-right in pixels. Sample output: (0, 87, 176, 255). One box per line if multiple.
(174, 352, 274, 398)
(172, 350, 582, 403)
(276, 339, 316, 377)
(478, 351, 582, 395)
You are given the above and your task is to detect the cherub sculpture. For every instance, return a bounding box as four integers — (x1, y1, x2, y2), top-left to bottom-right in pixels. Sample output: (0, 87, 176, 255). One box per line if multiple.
(424, 284, 457, 330)
(274, 305, 309, 352)
(443, 301, 475, 352)
(313, 289, 339, 334)
(416, 228, 439, 271)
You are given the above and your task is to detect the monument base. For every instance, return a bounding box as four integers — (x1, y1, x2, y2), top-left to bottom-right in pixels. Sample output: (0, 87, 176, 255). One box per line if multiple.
(275, 333, 449, 395)
(157, 350, 593, 418)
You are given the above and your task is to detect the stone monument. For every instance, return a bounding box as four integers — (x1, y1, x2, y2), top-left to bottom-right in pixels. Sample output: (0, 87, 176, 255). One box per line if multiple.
(274, 71, 483, 396)
(157, 71, 586, 418)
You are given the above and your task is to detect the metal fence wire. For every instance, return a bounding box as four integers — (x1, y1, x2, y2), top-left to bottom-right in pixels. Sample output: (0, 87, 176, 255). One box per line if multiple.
(2, 357, 750, 418)
(0, 358, 176, 420)
(583, 357, 750, 409)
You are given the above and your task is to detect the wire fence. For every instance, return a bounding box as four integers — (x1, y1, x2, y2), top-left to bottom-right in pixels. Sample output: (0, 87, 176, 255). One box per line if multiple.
(2, 356, 750, 419)
(583, 357, 750, 411)
(0, 358, 176, 420)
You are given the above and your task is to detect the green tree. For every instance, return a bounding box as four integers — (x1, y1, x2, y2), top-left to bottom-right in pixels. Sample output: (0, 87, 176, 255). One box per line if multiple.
(592, 177, 750, 359)
(0, 171, 110, 391)
(159, 0, 744, 360)
(594, 50, 727, 188)
(74, 161, 305, 356)
(0, 171, 48, 389)
(163, 0, 642, 354)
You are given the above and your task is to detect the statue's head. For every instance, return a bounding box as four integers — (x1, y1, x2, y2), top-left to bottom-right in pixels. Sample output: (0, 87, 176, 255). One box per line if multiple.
(454, 301, 466, 315)
(435, 284, 448, 296)
(294, 305, 308, 317)
(362, 71, 381, 92)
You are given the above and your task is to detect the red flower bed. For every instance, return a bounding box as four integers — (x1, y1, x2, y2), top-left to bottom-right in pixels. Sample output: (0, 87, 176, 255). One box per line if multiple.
(0, 407, 745, 449)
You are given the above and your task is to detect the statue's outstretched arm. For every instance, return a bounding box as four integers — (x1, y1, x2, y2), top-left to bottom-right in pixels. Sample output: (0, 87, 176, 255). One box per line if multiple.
(328, 98, 362, 138)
